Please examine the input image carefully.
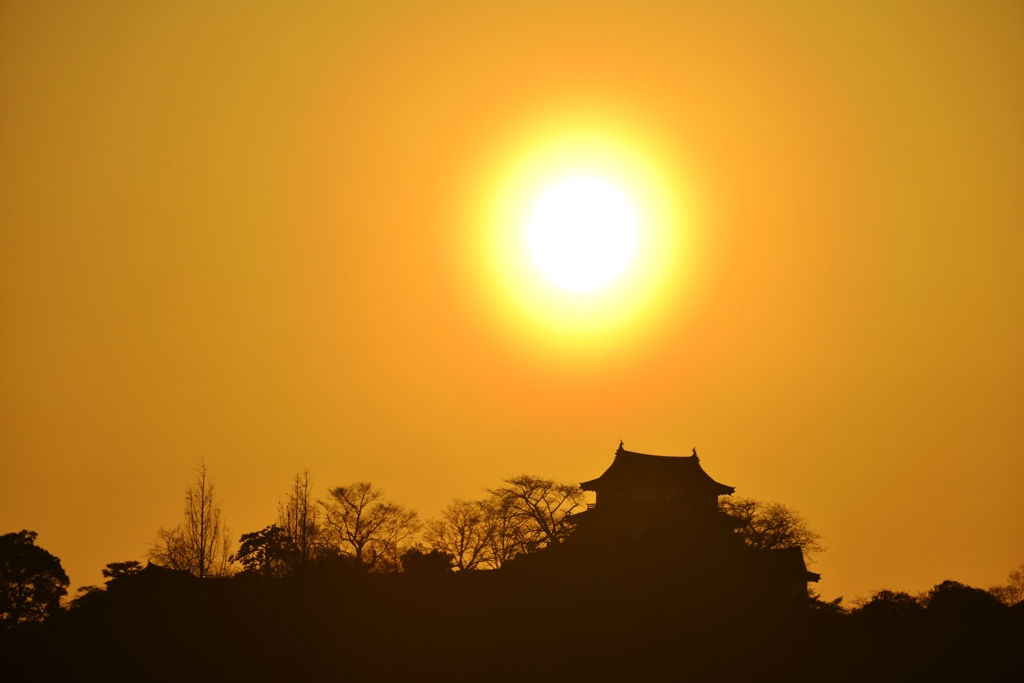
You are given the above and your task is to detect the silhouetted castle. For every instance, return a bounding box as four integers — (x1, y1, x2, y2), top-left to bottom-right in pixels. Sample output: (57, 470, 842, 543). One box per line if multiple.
(571, 443, 742, 545)
(509, 443, 818, 607)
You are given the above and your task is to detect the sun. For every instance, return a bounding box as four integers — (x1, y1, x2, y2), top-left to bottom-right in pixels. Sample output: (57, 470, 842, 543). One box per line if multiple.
(527, 177, 639, 292)
(473, 126, 691, 348)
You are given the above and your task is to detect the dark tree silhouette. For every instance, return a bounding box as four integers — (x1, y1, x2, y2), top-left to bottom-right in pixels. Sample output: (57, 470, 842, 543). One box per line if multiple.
(718, 496, 824, 561)
(924, 580, 1008, 623)
(0, 530, 69, 631)
(424, 498, 494, 570)
(67, 584, 104, 609)
(102, 561, 143, 582)
(853, 590, 925, 625)
(808, 588, 847, 616)
(69, 560, 145, 609)
(988, 562, 1024, 606)
(400, 547, 454, 574)
(234, 470, 328, 577)
(487, 475, 585, 558)
(232, 525, 293, 577)
(277, 468, 325, 572)
(322, 482, 420, 572)
(147, 460, 233, 577)
(482, 495, 529, 568)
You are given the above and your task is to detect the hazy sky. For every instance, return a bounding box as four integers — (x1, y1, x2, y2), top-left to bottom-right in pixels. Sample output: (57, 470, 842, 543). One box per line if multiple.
(2, 1, 1022, 602)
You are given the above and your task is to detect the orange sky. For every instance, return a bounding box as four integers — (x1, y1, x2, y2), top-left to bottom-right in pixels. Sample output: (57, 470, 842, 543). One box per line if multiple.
(1, 1, 1022, 602)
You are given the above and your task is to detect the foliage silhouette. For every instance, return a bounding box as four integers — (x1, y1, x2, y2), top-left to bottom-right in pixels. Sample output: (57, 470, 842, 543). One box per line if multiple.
(0, 530, 68, 631)
(400, 547, 454, 574)
(232, 525, 293, 578)
(67, 561, 145, 610)
(924, 579, 1009, 625)
(102, 561, 143, 582)
(808, 588, 846, 617)
(852, 589, 925, 626)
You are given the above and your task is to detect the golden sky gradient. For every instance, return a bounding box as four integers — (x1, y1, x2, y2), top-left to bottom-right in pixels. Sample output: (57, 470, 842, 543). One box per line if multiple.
(2, 1, 1022, 602)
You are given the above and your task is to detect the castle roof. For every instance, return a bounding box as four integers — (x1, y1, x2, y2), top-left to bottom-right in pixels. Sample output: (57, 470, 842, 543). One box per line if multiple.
(580, 444, 735, 497)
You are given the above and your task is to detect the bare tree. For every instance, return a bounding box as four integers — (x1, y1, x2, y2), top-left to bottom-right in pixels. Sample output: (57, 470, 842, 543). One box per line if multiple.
(379, 505, 421, 572)
(718, 496, 824, 562)
(482, 496, 531, 568)
(322, 482, 420, 572)
(424, 499, 494, 571)
(988, 563, 1024, 606)
(487, 475, 585, 557)
(278, 468, 324, 571)
(148, 460, 233, 578)
(147, 526, 193, 574)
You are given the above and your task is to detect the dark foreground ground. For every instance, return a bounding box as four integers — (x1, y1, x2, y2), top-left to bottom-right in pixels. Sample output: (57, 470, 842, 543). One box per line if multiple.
(4, 557, 1022, 682)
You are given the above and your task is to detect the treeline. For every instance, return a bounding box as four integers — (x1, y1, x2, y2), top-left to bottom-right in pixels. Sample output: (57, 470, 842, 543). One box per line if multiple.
(141, 461, 828, 582)
(2, 462, 1023, 681)
(142, 463, 589, 580)
(4, 459, 1022, 623)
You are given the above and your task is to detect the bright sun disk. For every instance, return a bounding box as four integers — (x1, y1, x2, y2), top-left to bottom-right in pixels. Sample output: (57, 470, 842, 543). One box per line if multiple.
(527, 177, 638, 292)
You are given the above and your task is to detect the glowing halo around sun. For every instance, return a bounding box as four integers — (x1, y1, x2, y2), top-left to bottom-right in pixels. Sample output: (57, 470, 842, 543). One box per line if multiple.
(476, 128, 690, 349)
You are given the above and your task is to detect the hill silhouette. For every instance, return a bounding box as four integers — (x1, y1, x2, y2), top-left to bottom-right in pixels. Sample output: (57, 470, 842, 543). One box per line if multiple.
(2, 446, 1022, 681)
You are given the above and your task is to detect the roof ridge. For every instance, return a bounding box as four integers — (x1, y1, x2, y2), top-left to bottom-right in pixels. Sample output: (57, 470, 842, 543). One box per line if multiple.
(617, 448, 698, 461)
